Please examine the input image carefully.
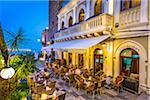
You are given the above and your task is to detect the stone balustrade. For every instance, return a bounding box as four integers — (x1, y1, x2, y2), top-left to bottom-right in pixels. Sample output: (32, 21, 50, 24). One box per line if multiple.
(120, 7, 140, 27)
(54, 13, 113, 40)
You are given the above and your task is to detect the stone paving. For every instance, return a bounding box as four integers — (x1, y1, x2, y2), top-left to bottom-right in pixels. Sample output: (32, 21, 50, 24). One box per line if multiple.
(53, 78, 150, 100)
(35, 61, 150, 100)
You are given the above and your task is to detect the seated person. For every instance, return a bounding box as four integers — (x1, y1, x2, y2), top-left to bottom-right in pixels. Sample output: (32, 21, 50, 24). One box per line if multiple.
(105, 76, 113, 88)
(43, 68, 50, 78)
(114, 73, 124, 93)
(75, 68, 81, 75)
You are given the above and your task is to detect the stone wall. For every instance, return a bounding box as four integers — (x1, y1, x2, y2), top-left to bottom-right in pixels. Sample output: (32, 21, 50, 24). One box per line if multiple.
(49, 0, 64, 39)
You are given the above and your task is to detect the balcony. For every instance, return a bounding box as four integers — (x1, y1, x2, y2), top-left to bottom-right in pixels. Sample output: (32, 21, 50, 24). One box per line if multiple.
(54, 13, 113, 40)
(119, 7, 140, 28)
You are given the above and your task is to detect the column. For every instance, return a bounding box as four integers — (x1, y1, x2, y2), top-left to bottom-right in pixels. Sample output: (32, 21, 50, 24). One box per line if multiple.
(140, 0, 148, 23)
(106, 41, 113, 76)
(58, 16, 60, 31)
(75, 53, 78, 66)
(85, 49, 90, 70)
(86, 0, 90, 19)
(147, 35, 150, 94)
(64, 14, 67, 28)
(108, 0, 114, 15)
(72, 52, 76, 66)
(73, 6, 77, 24)
(103, 0, 109, 13)
(114, 0, 121, 27)
(149, 0, 150, 20)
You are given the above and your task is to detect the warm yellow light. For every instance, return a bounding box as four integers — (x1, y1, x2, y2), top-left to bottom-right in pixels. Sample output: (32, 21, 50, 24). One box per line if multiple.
(94, 32, 99, 36)
(81, 35, 85, 38)
(102, 44, 106, 47)
(99, 50, 103, 54)
(87, 34, 91, 37)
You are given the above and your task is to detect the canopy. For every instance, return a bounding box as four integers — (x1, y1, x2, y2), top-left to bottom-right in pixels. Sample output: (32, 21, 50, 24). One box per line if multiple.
(42, 35, 110, 51)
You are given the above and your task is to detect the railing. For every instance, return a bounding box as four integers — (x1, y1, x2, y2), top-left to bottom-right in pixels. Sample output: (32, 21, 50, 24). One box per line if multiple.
(119, 7, 140, 27)
(54, 13, 113, 39)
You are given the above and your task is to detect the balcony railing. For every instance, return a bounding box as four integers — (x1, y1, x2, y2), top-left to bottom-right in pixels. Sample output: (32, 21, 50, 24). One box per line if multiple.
(119, 7, 140, 27)
(54, 13, 113, 40)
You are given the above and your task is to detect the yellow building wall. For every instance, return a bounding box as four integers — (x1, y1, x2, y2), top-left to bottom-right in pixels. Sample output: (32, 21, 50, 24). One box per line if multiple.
(88, 43, 113, 76)
(85, 48, 90, 70)
(75, 53, 78, 66)
(113, 37, 148, 57)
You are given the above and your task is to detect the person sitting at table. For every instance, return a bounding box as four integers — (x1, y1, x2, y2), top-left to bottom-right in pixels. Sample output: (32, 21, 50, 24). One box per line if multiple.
(43, 68, 50, 78)
(114, 73, 124, 93)
(43, 77, 52, 86)
(105, 75, 113, 89)
(84, 76, 95, 94)
(75, 68, 81, 75)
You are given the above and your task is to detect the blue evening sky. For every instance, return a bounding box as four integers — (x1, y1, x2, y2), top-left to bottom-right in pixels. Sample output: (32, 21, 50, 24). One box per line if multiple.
(0, 1, 48, 52)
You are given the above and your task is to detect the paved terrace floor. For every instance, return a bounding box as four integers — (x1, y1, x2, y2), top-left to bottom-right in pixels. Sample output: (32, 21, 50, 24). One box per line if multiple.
(35, 61, 150, 100)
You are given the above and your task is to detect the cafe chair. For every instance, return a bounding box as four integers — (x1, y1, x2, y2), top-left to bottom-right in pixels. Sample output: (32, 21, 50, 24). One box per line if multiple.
(114, 75, 124, 93)
(74, 75, 84, 91)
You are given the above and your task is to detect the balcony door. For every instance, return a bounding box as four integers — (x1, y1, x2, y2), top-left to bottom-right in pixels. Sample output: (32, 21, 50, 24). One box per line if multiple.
(94, 0, 103, 15)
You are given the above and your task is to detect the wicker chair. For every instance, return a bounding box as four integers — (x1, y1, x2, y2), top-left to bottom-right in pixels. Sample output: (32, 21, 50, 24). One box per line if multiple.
(74, 75, 84, 90)
(85, 81, 95, 95)
(114, 75, 124, 93)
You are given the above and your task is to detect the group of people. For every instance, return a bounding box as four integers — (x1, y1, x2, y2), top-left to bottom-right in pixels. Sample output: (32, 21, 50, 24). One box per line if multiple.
(45, 48, 55, 64)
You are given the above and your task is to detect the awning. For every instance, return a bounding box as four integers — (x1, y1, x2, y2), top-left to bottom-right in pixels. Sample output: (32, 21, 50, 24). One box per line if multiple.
(42, 35, 110, 51)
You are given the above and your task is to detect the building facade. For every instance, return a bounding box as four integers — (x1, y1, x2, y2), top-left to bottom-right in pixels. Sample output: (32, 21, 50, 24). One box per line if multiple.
(48, 0, 65, 39)
(42, 27, 49, 47)
(45, 0, 150, 94)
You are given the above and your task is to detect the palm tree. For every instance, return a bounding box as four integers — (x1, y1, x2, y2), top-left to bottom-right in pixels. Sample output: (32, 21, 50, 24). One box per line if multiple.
(6, 28, 26, 66)
(0, 24, 8, 66)
(0, 24, 26, 67)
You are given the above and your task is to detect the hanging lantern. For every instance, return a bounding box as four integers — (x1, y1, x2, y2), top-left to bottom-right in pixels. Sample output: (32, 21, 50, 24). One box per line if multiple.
(0, 67, 15, 79)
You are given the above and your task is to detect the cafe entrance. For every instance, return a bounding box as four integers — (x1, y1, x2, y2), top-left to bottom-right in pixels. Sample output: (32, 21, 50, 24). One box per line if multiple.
(94, 48, 103, 75)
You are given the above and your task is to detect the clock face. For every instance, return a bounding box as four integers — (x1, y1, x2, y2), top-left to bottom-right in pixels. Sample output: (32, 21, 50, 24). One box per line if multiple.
(0, 67, 15, 79)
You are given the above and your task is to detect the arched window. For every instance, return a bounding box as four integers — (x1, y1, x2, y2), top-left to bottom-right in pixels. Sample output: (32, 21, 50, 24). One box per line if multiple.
(121, 0, 141, 11)
(94, 48, 103, 75)
(120, 48, 139, 79)
(68, 16, 73, 27)
(79, 9, 85, 22)
(94, 0, 103, 15)
(61, 21, 64, 30)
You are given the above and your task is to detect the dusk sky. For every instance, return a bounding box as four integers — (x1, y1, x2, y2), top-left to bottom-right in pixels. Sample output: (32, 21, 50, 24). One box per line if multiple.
(0, 1, 48, 52)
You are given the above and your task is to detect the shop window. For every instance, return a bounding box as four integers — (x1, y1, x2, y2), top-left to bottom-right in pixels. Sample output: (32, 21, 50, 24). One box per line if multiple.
(94, 49, 103, 75)
(61, 21, 64, 30)
(120, 48, 139, 80)
(94, 0, 103, 15)
(68, 53, 72, 64)
(68, 16, 73, 27)
(78, 54, 84, 66)
(121, 0, 141, 11)
(79, 9, 85, 22)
